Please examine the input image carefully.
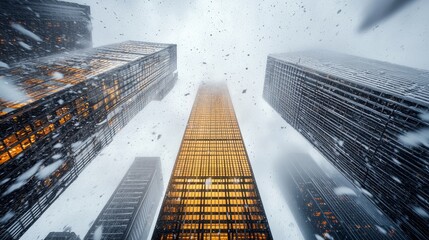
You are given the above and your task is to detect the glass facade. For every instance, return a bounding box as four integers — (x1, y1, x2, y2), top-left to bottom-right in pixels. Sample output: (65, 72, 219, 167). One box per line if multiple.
(152, 83, 272, 240)
(0, 0, 92, 64)
(263, 51, 429, 239)
(85, 157, 163, 240)
(45, 232, 80, 240)
(0, 41, 177, 239)
(281, 155, 406, 239)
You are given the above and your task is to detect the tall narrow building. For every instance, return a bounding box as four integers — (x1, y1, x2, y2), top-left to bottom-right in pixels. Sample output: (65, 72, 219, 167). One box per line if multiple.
(85, 157, 163, 240)
(279, 153, 405, 239)
(0, 41, 177, 239)
(0, 0, 92, 64)
(44, 231, 80, 240)
(263, 51, 429, 239)
(152, 83, 272, 240)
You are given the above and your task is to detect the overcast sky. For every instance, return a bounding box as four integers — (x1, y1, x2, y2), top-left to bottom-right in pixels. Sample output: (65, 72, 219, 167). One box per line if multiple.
(21, 0, 429, 239)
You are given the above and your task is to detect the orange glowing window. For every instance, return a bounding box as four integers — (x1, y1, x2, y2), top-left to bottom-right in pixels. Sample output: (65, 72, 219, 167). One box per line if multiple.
(43, 124, 55, 135)
(0, 152, 11, 164)
(4, 134, 18, 147)
(21, 139, 31, 150)
(59, 113, 72, 125)
(8, 144, 23, 158)
(56, 106, 70, 117)
(29, 135, 36, 143)
(16, 129, 27, 139)
(25, 125, 32, 133)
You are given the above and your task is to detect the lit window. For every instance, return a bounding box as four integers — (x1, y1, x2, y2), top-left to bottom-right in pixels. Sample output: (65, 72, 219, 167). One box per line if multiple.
(21, 139, 31, 150)
(8, 144, 23, 157)
(59, 114, 72, 125)
(34, 119, 44, 128)
(56, 106, 70, 117)
(3, 134, 18, 147)
(16, 129, 28, 139)
(0, 152, 10, 164)
(43, 124, 55, 135)
(29, 135, 36, 143)
(24, 125, 32, 133)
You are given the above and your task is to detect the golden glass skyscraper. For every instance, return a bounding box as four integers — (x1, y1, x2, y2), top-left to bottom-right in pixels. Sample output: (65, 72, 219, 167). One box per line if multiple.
(152, 83, 272, 240)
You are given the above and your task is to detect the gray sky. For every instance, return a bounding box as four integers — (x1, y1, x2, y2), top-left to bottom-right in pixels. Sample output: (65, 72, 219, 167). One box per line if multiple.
(21, 0, 429, 239)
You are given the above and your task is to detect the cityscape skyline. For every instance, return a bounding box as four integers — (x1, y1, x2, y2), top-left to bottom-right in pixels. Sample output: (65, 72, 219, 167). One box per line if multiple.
(1, 0, 428, 239)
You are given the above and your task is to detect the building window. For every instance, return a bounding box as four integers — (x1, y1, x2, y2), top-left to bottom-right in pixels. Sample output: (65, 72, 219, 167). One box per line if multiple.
(44, 124, 55, 135)
(59, 114, 72, 125)
(33, 119, 44, 128)
(21, 138, 31, 150)
(0, 152, 11, 164)
(9, 144, 23, 158)
(29, 135, 36, 143)
(3, 134, 18, 147)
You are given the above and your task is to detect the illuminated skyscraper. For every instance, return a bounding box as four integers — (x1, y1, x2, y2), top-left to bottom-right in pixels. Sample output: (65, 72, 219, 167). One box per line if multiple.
(152, 83, 272, 240)
(263, 51, 429, 239)
(280, 154, 405, 239)
(0, 0, 92, 64)
(0, 41, 177, 239)
(85, 157, 163, 240)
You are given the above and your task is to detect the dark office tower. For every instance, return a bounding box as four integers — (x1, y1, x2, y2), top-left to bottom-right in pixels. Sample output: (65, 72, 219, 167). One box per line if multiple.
(279, 153, 405, 240)
(45, 232, 80, 240)
(85, 157, 163, 240)
(152, 83, 272, 240)
(0, 0, 92, 65)
(0, 41, 177, 239)
(263, 51, 429, 239)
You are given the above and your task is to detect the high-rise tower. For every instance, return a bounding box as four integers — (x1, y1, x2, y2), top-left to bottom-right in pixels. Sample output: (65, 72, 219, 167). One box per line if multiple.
(279, 153, 406, 239)
(0, 41, 177, 239)
(263, 51, 429, 239)
(85, 157, 163, 240)
(44, 231, 80, 240)
(152, 83, 272, 239)
(0, 0, 92, 64)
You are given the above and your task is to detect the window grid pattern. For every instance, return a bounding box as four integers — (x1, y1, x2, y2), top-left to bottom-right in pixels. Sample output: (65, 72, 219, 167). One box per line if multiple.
(0, 0, 92, 64)
(263, 52, 429, 239)
(84, 157, 163, 240)
(152, 84, 272, 240)
(283, 157, 406, 239)
(0, 42, 177, 240)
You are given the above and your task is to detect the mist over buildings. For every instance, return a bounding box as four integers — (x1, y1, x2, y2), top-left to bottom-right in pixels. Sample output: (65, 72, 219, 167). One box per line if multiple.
(14, 0, 429, 239)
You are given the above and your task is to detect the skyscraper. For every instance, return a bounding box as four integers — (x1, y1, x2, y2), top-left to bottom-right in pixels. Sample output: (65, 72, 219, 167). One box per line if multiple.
(0, 0, 92, 64)
(263, 51, 429, 239)
(279, 152, 405, 239)
(44, 232, 80, 240)
(152, 83, 272, 240)
(0, 41, 177, 239)
(85, 157, 163, 240)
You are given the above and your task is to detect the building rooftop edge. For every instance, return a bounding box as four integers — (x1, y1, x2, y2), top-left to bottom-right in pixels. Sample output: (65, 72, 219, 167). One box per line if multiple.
(267, 50, 429, 107)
